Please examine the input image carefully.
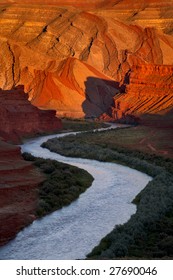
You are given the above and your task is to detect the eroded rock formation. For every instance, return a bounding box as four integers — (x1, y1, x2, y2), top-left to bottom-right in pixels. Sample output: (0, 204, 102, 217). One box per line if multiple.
(0, 87, 62, 245)
(0, 1, 173, 118)
(0, 140, 44, 245)
(0, 87, 62, 143)
(0, 0, 173, 247)
(103, 64, 173, 122)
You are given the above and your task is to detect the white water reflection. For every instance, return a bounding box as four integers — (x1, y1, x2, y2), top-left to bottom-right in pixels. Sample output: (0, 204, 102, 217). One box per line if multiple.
(0, 124, 151, 259)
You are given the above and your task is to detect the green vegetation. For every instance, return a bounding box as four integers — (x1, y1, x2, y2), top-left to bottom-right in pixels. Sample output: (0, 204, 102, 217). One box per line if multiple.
(61, 118, 109, 132)
(22, 152, 93, 218)
(41, 128, 173, 175)
(21, 119, 108, 143)
(42, 127, 173, 259)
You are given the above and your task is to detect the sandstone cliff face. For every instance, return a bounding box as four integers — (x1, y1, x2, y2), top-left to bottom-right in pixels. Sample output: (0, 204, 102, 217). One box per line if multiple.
(0, 0, 173, 247)
(0, 140, 44, 245)
(0, 87, 62, 245)
(1, 0, 111, 9)
(0, 2, 173, 118)
(104, 64, 173, 122)
(0, 87, 62, 142)
(28, 58, 119, 118)
(3, 1, 173, 9)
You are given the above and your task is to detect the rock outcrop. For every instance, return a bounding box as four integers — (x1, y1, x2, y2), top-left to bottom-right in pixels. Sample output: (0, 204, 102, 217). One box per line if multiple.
(1, 0, 111, 9)
(0, 87, 62, 245)
(109, 64, 173, 122)
(0, 140, 44, 245)
(29, 58, 119, 118)
(0, 0, 173, 247)
(0, 87, 62, 143)
(0, 1, 173, 118)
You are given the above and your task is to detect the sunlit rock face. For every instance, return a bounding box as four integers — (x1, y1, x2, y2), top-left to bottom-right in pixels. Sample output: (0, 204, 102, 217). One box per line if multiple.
(0, 1, 173, 118)
(27, 58, 119, 118)
(108, 64, 173, 122)
(2, 0, 110, 9)
(0, 0, 173, 248)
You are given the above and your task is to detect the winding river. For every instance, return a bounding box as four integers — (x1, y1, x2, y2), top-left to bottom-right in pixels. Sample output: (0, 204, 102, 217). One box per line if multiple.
(0, 124, 151, 260)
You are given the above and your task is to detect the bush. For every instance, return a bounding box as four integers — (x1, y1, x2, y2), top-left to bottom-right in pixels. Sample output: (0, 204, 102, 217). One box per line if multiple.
(42, 129, 173, 260)
(32, 128, 173, 259)
(23, 154, 93, 218)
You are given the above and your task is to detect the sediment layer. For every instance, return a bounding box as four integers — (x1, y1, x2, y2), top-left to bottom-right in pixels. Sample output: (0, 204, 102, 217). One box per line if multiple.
(0, 2, 173, 117)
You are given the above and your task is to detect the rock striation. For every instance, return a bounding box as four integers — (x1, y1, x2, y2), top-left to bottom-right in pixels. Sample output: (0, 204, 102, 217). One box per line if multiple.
(0, 0, 173, 247)
(0, 87, 62, 143)
(0, 1, 173, 118)
(29, 57, 119, 118)
(1, 1, 111, 9)
(109, 64, 173, 121)
(99, 64, 173, 122)
(0, 140, 44, 245)
(0, 86, 62, 245)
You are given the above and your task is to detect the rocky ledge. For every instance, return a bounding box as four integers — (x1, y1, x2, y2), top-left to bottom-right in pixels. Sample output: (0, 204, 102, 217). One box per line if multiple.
(0, 87, 62, 143)
(0, 140, 44, 246)
(0, 2, 173, 118)
(0, 87, 62, 245)
(100, 64, 173, 123)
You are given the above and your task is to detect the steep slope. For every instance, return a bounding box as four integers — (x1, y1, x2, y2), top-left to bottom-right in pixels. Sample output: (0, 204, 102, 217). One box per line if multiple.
(1, 1, 112, 9)
(2, 1, 173, 9)
(0, 87, 62, 142)
(109, 64, 173, 122)
(0, 86, 62, 245)
(0, 0, 173, 248)
(0, 2, 173, 118)
(0, 140, 44, 245)
(0, 1, 173, 119)
(29, 57, 119, 118)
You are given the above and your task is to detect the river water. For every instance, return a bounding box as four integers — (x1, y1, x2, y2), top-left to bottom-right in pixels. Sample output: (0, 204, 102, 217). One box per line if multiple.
(0, 124, 151, 259)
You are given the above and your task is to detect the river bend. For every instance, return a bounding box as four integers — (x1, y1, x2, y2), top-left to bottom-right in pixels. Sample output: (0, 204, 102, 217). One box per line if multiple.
(0, 124, 151, 259)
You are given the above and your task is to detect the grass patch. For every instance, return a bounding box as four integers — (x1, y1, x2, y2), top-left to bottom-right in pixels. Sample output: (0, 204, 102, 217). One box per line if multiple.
(61, 119, 110, 132)
(21, 119, 109, 143)
(22, 153, 93, 218)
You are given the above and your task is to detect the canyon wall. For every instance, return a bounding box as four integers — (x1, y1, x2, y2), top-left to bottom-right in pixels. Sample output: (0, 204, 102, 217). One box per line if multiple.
(1, 1, 111, 9)
(0, 87, 62, 245)
(105, 64, 173, 123)
(2, 1, 173, 9)
(0, 87, 62, 143)
(0, 140, 44, 245)
(0, 0, 173, 246)
(0, 2, 173, 118)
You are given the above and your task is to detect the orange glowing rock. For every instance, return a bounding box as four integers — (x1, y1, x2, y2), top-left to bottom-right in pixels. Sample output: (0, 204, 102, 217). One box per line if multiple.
(0, 1, 173, 119)
(108, 64, 173, 122)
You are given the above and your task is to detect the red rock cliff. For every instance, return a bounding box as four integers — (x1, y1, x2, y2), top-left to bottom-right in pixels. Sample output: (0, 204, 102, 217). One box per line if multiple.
(109, 64, 173, 122)
(0, 2, 173, 118)
(0, 86, 62, 245)
(0, 0, 173, 247)
(0, 140, 44, 245)
(0, 87, 62, 143)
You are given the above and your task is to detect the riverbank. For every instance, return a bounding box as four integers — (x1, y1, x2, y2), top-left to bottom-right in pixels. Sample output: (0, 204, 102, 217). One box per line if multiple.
(42, 127, 173, 259)
(0, 119, 106, 246)
(0, 125, 151, 259)
(21, 119, 110, 143)
(23, 153, 93, 218)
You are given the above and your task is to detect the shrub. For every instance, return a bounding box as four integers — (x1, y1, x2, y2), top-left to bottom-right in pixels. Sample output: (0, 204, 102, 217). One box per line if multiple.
(23, 153, 93, 218)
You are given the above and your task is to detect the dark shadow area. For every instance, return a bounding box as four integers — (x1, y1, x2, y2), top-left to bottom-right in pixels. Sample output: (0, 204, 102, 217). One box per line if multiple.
(139, 111, 173, 128)
(82, 76, 129, 118)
